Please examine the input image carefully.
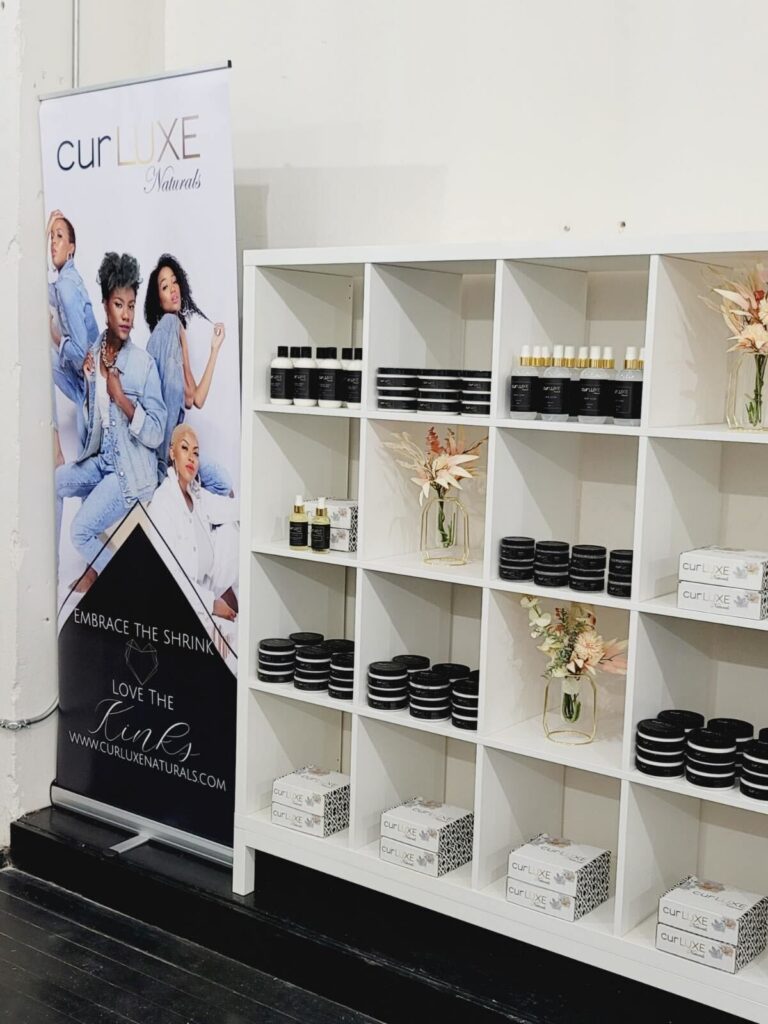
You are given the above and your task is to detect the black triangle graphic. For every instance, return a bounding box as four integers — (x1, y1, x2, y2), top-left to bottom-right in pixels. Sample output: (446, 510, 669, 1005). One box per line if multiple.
(57, 523, 235, 846)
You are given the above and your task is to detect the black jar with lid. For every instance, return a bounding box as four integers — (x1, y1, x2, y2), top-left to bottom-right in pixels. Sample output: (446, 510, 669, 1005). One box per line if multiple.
(658, 709, 705, 734)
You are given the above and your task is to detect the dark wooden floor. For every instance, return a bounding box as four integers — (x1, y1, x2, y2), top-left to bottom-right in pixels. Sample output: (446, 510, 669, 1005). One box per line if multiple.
(0, 868, 379, 1024)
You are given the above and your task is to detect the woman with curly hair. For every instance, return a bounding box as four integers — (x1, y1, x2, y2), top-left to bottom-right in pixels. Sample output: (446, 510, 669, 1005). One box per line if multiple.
(56, 252, 167, 593)
(144, 254, 230, 493)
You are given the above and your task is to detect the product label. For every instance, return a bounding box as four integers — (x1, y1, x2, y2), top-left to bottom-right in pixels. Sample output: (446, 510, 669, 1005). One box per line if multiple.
(289, 521, 308, 548)
(345, 370, 362, 404)
(578, 379, 603, 416)
(600, 379, 614, 418)
(292, 367, 313, 400)
(613, 380, 642, 420)
(270, 367, 291, 400)
(510, 375, 535, 413)
(311, 522, 331, 551)
(317, 369, 338, 402)
(567, 378, 581, 418)
(539, 377, 569, 415)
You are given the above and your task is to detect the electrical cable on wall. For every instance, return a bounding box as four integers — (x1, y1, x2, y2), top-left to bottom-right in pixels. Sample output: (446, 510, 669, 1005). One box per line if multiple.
(0, 698, 58, 731)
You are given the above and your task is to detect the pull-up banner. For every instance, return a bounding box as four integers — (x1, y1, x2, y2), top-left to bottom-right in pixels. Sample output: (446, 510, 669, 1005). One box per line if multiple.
(40, 66, 240, 857)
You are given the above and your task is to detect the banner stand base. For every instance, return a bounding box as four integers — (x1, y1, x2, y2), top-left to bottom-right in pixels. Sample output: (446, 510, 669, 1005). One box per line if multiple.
(51, 785, 233, 868)
(109, 832, 152, 856)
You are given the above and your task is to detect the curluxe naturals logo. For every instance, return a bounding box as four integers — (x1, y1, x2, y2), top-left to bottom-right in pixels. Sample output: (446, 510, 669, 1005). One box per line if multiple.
(55, 115, 203, 194)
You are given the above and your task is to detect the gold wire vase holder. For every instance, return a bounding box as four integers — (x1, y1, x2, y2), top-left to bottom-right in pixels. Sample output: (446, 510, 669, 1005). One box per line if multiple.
(419, 494, 470, 566)
(542, 674, 597, 745)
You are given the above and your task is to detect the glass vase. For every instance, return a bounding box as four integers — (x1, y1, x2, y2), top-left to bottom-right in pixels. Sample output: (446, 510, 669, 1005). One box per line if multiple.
(726, 351, 768, 431)
(419, 493, 470, 566)
(542, 674, 597, 745)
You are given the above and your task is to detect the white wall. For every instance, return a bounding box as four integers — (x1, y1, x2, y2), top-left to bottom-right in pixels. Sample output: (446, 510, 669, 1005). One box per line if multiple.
(3, 0, 767, 845)
(165, 0, 768, 249)
(0, 0, 164, 849)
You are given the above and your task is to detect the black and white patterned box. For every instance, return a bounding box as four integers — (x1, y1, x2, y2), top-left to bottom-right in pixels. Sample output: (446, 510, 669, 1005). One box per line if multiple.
(678, 546, 768, 592)
(506, 834, 610, 919)
(379, 797, 473, 873)
(676, 581, 768, 620)
(658, 876, 768, 948)
(271, 802, 348, 837)
(379, 835, 471, 877)
(655, 922, 762, 974)
(272, 765, 350, 817)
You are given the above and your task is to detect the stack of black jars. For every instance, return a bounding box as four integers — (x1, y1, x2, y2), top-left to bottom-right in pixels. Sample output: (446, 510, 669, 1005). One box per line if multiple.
(607, 550, 633, 598)
(408, 670, 453, 720)
(499, 536, 535, 581)
(376, 368, 419, 412)
(257, 632, 356, 694)
(417, 369, 463, 416)
(634, 710, 768, 798)
(534, 541, 570, 588)
(685, 728, 740, 789)
(376, 366, 492, 416)
(634, 717, 688, 778)
(460, 371, 492, 416)
(742, 739, 768, 800)
(569, 545, 606, 592)
(257, 638, 298, 684)
(329, 652, 354, 700)
(294, 645, 332, 690)
(367, 661, 410, 710)
(366, 656, 479, 727)
(497, 537, 633, 598)
(452, 670, 479, 730)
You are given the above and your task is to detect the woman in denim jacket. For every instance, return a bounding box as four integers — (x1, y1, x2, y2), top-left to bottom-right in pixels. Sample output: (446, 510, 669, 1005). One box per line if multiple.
(144, 254, 230, 494)
(56, 252, 167, 594)
(47, 210, 99, 462)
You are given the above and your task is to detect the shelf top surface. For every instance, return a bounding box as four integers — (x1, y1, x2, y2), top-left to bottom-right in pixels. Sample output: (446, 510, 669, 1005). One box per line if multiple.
(242, 233, 768, 268)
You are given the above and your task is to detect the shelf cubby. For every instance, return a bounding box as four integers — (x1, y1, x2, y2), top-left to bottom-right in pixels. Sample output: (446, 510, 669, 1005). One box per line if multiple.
(482, 588, 628, 775)
(474, 748, 619, 933)
(495, 256, 649, 422)
(488, 425, 638, 575)
(644, 254, 768, 430)
(357, 568, 482, 707)
(350, 714, 476, 855)
(247, 552, 356, 684)
(619, 782, 768, 944)
(360, 417, 489, 572)
(366, 261, 496, 409)
(238, 688, 351, 825)
(637, 436, 768, 603)
(250, 264, 362, 407)
(250, 412, 359, 549)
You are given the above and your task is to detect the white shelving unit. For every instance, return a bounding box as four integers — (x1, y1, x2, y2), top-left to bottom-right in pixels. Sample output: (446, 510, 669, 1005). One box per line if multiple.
(235, 239, 768, 1023)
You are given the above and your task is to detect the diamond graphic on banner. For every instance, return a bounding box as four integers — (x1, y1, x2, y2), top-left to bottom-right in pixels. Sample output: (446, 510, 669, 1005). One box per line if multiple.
(124, 639, 159, 687)
(57, 517, 236, 847)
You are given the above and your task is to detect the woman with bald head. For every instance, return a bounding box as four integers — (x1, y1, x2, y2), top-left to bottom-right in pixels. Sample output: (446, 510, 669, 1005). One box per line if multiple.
(148, 424, 239, 622)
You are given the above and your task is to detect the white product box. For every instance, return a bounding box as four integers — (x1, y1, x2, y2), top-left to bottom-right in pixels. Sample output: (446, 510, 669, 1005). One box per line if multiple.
(329, 526, 357, 553)
(305, 498, 359, 531)
(658, 876, 768, 947)
(678, 547, 768, 592)
(507, 835, 611, 902)
(655, 923, 753, 974)
(380, 797, 474, 855)
(379, 836, 463, 877)
(271, 803, 330, 837)
(505, 877, 581, 922)
(271, 765, 350, 819)
(677, 581, 768, 620)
